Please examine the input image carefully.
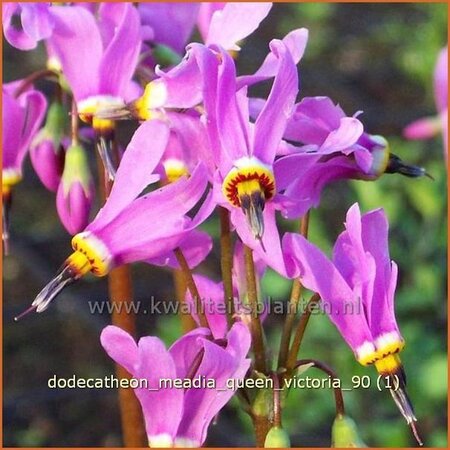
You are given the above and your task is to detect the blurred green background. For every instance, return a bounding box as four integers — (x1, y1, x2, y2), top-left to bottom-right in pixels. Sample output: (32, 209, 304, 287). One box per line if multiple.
(3, 3, 447, 448)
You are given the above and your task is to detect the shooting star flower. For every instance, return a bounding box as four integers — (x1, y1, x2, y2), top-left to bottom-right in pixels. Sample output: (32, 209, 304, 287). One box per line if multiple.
(283, 203, 422, 445)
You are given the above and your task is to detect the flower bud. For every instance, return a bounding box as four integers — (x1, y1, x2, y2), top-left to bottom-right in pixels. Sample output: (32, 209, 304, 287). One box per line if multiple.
(30, 102, 67, 192)
(56, 142, 94, 235)
(264, 426, 291, 448)
(331, 414, 367, 448)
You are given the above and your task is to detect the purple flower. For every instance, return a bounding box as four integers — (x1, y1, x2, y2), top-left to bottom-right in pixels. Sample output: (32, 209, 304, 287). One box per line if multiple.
(2, 3, 55, 50)
(30, 101, 67, 192)
(283, 203, 420, 438)
(271, 96, 430, 219)
(56, 141, 94, 235)
(2, 81, 47, 252)
(404, 46, 448, 159)
(100, 322, 251, 447)
(48, 4, 142, 125)
(18, 120, 212, 318)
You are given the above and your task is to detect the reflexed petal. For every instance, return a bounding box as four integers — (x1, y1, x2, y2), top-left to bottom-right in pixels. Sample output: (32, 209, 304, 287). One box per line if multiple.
(169, 328, 211, 378)
(98, 3, 142, 97)
(284, 96, 346, 144)
(50, 6, 103, 101)
(176, 323, 251, 445)
(319, 117, 364, 154)
(92, 164, 209, 264)
(100, 325, 139, 374)
(216, 49, 250, 164)
(135, 336, 184, 443)
(205, 2, 272, 51)
(92, 120, 169, 229)
(253, 40, 298, 165)
(186, 274, 228, 339)
(197, 3, 225, 41)
(238, 28, 308, 88)
(283, 232, 373, 352)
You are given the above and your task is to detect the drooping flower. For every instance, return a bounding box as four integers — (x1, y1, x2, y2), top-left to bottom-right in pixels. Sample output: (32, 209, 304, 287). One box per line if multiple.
(100, 322, 251, 447)
(203, 40, 298, 276)
(48, 3, 142, 178)
(269, 96, 431, 219)
(30, 101, 67, 192)
(404, 46, 448, 160)
(283, 203, 422, 444)
(16, 120, 212, 318)
(2, 81, 47, 252)
(2, 3, 55, 50)
(56, 140, 94, 235)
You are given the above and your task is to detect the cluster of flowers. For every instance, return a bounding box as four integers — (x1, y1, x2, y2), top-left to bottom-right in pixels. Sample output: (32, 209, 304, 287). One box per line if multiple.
(3, 2, 446, 447)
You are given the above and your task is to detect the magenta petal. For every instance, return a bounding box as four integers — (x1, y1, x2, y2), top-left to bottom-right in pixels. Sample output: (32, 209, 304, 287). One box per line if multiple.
(151, 43, 207, 109)
(92, 163, 209, 264)
(147, 229, 212, 270)
(135, 336, 184, 444)
(283, 232, 373, 353)
(169, 328, 211, 378)
(176, 323, 251, 445)
(359, 208, 400, 337)
(100, 325, 139, 374)
(215, 49, 250, 163)
(2, 87, 47, 172)
(253, 40, 298, 165)
(98, 4, 141, 97)
(50, 6, 103, 102)
(2, 89, 25, 170)
(197, 3, 225, 41)
(319, 117, 364, 154)
(56, 180, 93, 235)
(20, 4, 54, 41)
(434, 47, 448, 113)
(205, 2, 272, 51)
(237, 28, 308, 89)
(284, 96, 346, 145)
(403, 116, 441, 140)
(93, 120, 169, 229)
(138, 3, 199, 53)
(3, 3, 53, 50)
(185, 275, 228, 339)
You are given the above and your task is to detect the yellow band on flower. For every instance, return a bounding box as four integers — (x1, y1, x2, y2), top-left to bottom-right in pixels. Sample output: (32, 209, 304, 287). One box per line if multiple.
(356, 333, 405, 367)
(374, 353, 402, 375)
(163, 158, 189, 183)
(133, 82, 167, 121)
(68, 232, 112, 277)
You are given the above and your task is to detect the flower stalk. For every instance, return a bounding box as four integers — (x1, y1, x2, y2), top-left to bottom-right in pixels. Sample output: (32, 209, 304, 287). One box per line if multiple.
(286, 293, 321, 373)
(219, 207, 235, 328)
(174, 247, 209, 328)
(295, 359, 345, 416)
(278, 211, 310, 370)
(243, 245, 266, 374)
